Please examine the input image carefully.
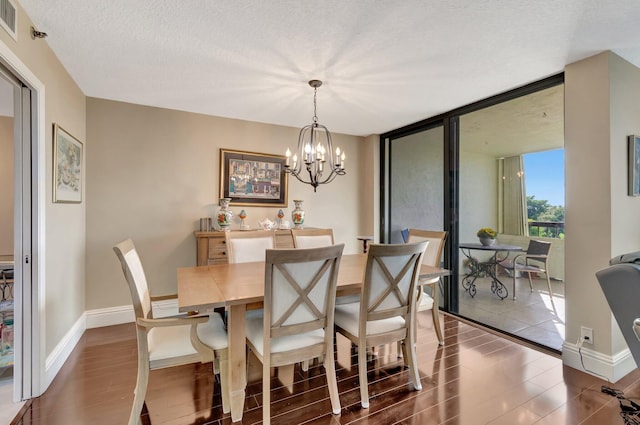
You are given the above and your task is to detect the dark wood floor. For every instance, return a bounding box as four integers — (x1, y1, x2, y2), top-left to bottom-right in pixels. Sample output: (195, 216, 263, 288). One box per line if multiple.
(13, 311, 640, 425)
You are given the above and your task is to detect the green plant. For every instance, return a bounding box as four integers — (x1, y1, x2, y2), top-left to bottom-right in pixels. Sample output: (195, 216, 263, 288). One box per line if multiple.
(476, 227, 497, 239)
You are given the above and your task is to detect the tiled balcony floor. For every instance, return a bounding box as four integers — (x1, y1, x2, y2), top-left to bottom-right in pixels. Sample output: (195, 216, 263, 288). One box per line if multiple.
(458, 276, 565, 351)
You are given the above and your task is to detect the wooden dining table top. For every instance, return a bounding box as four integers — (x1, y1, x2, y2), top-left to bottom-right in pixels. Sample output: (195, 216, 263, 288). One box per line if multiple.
(177, 253, 450, 313)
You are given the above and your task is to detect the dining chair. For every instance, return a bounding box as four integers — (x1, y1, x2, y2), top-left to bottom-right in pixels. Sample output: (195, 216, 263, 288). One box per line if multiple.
(113, 239, 230, 425)
(291, 228, 334, 248)
(334, 241, 427, 409)
(407, 229, 447, 345)
(290, 228, 335, 370)
(499, 239, 553, 299)
(290, 228, 358, 303)
(225, 230, 275, 263)
(245, 244, 345, 425)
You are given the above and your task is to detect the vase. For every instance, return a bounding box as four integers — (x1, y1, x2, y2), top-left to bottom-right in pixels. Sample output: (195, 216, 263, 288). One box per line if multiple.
(479, 237, 496, 246)
(216, 198, 233, 231)
(291, 200, 305, 229)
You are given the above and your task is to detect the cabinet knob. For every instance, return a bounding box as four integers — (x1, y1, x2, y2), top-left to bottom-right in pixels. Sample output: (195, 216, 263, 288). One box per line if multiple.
(222, 240, 226, 244)
(222, 251, 226, 256)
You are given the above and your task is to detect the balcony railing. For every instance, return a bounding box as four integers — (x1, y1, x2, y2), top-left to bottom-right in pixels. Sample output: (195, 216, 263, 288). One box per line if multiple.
(528, 221, 565, 238)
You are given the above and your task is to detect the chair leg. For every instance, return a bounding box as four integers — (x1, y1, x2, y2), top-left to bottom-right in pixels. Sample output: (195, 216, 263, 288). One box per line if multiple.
(263, 360, 271, 425)
(527, 272, 534, 292)
(512, 269, 517, 300)
(432, 307, 444, 346)
(129, 355, 149, 425)
(323, 351, 341, 415)
(545, 272, 553, 298)
(403, 335, 422, 391)
(301, 359, 309, 371)
(358, 342, 370, 408)
(218, 349, 231, 414)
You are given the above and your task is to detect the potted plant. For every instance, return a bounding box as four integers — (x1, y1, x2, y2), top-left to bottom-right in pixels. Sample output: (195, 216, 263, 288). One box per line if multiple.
(477, 227, 497, 246)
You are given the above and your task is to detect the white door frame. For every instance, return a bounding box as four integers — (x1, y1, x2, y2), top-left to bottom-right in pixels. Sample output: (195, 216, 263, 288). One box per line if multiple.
(0, 42, 45, 399)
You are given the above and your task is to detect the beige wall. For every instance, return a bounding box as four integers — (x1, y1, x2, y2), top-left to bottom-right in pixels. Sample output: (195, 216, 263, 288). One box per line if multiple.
(0, 4, 86, 363)
(564, 51, 640, 379)
(85, 98, 366, 310)
(0, 116, 12, 255)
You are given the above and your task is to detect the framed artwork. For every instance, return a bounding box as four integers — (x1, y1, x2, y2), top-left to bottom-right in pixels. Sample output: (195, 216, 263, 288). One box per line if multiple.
(53, 124, 83, 203)
(629, 135, 640, 197)
(219, 149, 288, 207)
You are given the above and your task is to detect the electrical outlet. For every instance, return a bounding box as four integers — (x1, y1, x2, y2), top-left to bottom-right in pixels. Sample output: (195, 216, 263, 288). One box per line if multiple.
(581, 326, 594, 344)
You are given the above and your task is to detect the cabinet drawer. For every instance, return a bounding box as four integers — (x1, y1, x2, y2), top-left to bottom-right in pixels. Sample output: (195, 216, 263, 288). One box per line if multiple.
(207, 237, 227, 262)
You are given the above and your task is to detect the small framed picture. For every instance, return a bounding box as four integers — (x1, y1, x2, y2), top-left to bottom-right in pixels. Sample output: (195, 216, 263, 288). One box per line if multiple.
(53, 124, 83, 203)
(629, 135, 640, 197)
(219, 149, 287, 207)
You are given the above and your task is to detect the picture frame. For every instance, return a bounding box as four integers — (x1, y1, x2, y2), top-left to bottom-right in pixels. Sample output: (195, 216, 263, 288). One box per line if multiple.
(219, 149, 288, 207)
(629, 135, 640, 197)
(53, 123, 83, 203)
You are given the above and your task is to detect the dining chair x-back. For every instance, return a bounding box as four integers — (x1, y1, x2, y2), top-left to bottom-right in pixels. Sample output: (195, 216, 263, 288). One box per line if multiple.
(245, 244, 345, 424)
(334, 241, 427, 409)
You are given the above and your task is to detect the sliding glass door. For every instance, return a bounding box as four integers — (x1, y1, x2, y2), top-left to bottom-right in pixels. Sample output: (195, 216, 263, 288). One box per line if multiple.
(385, 126, 445, 244)
(380, 75, 565, 351)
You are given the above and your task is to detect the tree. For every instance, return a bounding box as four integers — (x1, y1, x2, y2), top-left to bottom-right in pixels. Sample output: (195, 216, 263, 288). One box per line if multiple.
(527, 196, 551, 220)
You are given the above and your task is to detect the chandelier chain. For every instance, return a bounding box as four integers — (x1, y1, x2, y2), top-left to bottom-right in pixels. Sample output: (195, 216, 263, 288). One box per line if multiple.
(313, 87, 318, 123)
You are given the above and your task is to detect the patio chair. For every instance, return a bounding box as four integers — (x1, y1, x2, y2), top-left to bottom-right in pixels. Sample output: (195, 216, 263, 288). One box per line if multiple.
(499, 239, 552, 299)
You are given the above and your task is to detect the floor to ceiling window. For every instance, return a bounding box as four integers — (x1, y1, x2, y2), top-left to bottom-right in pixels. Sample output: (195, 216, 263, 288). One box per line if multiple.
(381, 75, 565, 351)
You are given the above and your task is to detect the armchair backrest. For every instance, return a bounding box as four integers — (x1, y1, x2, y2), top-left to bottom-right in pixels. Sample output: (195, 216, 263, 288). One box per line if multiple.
(361, 242, 427, 324)
(527, 240, 552, 257)
(407, 229, 447, 268)
(113, 239, 152, 320)
(291, 228, 334, 248)
(264, 244, 345, 341)
(225, 230, 275, 263)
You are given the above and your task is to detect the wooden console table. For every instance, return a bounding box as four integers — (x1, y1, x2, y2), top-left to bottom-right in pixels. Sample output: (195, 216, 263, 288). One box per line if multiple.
(194, 230, 295, 266)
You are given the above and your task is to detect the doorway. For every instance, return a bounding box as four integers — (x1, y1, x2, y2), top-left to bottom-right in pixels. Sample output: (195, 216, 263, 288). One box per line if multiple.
(0, 47, 40, 417)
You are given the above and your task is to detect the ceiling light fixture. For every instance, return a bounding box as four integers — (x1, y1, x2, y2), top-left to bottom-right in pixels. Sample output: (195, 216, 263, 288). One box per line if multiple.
(284, 80, 345, 192)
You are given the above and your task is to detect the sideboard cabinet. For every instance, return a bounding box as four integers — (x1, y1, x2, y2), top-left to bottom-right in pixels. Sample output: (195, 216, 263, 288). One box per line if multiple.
(194, 230, 295, 266)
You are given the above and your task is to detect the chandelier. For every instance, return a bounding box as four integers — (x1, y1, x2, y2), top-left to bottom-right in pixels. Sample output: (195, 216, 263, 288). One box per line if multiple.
(284, 80, 345, 192)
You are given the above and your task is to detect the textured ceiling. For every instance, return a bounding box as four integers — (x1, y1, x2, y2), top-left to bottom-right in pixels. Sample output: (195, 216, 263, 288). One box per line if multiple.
(18, 0, 640, 137)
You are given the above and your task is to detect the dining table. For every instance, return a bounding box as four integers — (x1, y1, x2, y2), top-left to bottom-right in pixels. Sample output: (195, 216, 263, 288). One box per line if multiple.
(177, 253, 450, 422)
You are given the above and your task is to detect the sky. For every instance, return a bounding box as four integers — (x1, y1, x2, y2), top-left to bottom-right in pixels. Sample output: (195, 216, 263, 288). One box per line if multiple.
(523, 149, 564, 207)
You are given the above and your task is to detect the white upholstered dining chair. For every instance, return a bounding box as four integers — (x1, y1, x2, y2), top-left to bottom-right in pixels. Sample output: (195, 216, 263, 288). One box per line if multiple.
(291, 228, 334, 248)
(113, 239, 230, 425)
(334, 241, 427, 409)
(245, 244, 345, 425)
(407, 229, 447, 345)
(225, 230, 275, 263)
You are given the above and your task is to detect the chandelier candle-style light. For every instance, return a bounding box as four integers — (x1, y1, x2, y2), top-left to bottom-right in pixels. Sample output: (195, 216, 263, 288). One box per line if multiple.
(284, 80, 346, 192)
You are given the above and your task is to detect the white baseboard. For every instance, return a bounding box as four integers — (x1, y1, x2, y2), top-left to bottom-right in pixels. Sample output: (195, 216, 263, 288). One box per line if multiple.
(44, 314, 85, 389)
(85, 305, 134, 328)
(563, 340, 636, 382)
(85, 298, 179, 329)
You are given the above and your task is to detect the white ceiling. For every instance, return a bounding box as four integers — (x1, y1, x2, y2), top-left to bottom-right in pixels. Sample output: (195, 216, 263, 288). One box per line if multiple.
(18, 0, 640, 137)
